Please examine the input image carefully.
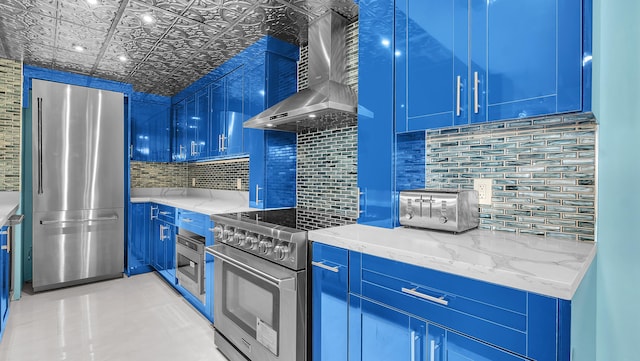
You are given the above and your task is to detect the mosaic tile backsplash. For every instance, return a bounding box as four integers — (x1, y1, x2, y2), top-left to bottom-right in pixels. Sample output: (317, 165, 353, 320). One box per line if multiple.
(0, 58, 22, 192)
(415, 113, 597, 241)
(130, 158, 249, 191)
(297, 121, 359, 229)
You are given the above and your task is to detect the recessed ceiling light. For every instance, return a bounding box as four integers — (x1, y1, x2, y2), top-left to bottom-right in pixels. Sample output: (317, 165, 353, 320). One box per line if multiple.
(73, 45, 85, 52)
(141, 14, 155, 24)
(87, 0, 98, 5)
(118, 55, 128, 62)
(266, 123, 274, 127)
(308, 114, 317, 118)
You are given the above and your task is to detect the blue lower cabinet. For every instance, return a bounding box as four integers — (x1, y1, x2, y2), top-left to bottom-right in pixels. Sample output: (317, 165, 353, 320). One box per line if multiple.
(447, 331, 527, 361)
(311, 243, 349, 361)
(151, 211, 176, 284)
(0, 226, 9, 339)
(127, 203, 152, 276)
(204, 220, 215, 321)
(350, 297, 446, 361)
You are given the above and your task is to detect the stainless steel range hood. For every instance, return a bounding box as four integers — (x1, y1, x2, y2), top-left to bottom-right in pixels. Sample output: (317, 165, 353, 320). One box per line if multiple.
(243, 10, 357, 132)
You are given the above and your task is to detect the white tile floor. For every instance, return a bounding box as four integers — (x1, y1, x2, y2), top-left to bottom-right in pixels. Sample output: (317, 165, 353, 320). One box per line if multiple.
(0, 273, 230, 361)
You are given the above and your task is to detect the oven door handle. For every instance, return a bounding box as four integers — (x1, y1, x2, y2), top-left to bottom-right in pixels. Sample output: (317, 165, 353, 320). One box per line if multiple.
(208, 248, 297, 291)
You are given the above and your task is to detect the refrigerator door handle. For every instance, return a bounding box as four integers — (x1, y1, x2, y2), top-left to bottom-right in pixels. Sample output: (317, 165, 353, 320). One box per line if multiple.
(37, 97, 43, 194)
(39, 215, 119, 225)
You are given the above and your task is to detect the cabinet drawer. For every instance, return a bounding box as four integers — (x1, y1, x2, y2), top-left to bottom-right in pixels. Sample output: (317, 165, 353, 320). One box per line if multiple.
(154, 204, 175, 224)
(176, 209, 209, 235)
(360, 254, 527, 355)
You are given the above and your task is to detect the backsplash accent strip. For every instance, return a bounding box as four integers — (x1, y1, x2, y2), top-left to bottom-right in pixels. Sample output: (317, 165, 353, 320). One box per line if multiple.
(0, 58, 22, 192)
(130, 162, 188, 188)
(189, 158, 249, 191)
(421, 113, 597, 241)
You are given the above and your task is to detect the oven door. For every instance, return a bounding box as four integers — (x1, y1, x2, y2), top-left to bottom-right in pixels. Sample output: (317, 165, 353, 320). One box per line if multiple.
(210, 244, 305, 361)
(176, 234, 204, 302)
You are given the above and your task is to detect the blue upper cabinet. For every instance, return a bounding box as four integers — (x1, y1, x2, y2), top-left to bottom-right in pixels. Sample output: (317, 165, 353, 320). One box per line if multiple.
(221, 66, 245, 157)
(194, 88, 209, 158)
(130, 92, 171, 162)
(171, 36, 298, 163)
(396, 0, 583, 132)
(172, 101, 187, 161)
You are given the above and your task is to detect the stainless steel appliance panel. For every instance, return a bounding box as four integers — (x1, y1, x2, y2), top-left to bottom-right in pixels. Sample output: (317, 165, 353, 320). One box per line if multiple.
(32, 79, 124, 213)
(31, 79, 125, 291)
(399, 189, 479, 232)
(209, 244, 306, 361)
(176, 233, 205, 303)
(32, 208, 124, 292)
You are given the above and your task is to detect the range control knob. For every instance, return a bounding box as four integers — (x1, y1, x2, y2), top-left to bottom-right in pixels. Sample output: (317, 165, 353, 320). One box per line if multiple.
(234, 231, 246, 246)
(439, 216, 448, 224)
(213, 225, 224, 239)
(273, 244, 289, 261)
(223, 228, 235, 243)
(246, 235, 259, 250)
(258, 238, 273, 254)
(405, 212, 413, 220)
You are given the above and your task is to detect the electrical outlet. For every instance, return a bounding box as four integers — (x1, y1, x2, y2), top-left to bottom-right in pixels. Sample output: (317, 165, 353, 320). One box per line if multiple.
(474, 178, 493, 205)
(192, 178, 196, 187)
(236, 178, 242, 190)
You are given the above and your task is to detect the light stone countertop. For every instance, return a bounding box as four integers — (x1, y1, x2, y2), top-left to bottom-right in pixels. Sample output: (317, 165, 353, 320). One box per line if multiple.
(130, 188, 254, 215)
(309, 224, 596, 300)
(0, 192, 20, 227)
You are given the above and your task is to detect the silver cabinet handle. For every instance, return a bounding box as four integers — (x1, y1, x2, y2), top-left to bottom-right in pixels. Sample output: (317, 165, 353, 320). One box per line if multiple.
(151, 206, 159, 220)
(37, 97, 43, 194)
(159, 224, 167, 241)
(182, 218, 193, 223)
(255, 184, 262, 204)
(356, 187, 364, 216)
(220, 134, 226, 152)
(455, 75, 461, 117)
(410, 330, 416, 361)
(401, 287, 449, 306)
(40, 216, 118, 225)
(311, 261, 339, 273)
(159, 211, 171, 215)
(218, 134, 222, 152)
(430, 339, 436, 361)
(474, 71, 480, 114)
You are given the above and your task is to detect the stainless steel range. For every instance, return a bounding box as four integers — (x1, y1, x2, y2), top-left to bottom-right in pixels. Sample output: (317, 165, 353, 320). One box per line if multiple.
(206, 208, 308, 361)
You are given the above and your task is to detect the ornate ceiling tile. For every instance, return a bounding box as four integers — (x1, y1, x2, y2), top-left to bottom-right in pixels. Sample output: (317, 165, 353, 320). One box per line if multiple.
(57, 0, 122, 32)
(56, 21, 108, 56)
(0, 0, 58, 19)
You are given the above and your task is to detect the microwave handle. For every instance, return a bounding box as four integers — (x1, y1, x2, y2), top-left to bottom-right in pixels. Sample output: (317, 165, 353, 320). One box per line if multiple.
(207, 247, 296, 291)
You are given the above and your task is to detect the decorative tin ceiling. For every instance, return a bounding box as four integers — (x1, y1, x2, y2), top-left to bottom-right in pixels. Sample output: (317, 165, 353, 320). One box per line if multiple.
(0, 0, 357, 95)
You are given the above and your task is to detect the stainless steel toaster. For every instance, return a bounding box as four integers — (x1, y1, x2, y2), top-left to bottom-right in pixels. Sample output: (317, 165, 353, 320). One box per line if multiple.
(399, 189, 479, 233)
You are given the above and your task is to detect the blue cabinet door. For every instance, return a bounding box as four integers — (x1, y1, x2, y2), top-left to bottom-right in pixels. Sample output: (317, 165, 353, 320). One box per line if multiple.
(130, 96, 171, 162)
(312, 243, 349, 361)
(224, 66, 244, 156)
(396, 0, 469, 132)
(151, 218, 164, 271)
(209, 80, 225, 157)
(194, 88, 209, 158)
(473, 0, 582, 123)
(164, 222, 175, 279)
(0, 226, 9, 334)
(185, 97, 197, 161)
(127, 203, 151, 276)
(447, 331, 527, 361)
(352, 297, 445, 361)
(172, 101, 187, 161)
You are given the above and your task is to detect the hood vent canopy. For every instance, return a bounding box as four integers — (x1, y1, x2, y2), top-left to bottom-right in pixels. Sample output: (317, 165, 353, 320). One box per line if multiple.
(243, 10, 357, 132)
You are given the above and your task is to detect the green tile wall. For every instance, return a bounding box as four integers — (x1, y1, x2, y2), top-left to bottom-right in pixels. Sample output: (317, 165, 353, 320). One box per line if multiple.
(424, 113, 597, 241)
(0, 58, 22, 191)
(130, 158, 249, 191)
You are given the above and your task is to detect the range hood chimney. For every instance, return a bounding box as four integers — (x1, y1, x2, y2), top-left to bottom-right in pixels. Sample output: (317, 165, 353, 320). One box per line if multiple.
(243, 10, 357, 132)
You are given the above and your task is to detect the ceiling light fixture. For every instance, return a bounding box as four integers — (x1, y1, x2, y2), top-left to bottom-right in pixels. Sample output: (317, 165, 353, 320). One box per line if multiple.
(141, 14, 155, 24)
(73, 45, 85, 52)
(118, 55, 128, 62)
(86, 0, 98, 5)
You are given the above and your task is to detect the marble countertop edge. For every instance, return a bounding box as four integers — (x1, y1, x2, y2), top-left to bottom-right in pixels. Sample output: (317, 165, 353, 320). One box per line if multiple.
(309, 224, 596, 300)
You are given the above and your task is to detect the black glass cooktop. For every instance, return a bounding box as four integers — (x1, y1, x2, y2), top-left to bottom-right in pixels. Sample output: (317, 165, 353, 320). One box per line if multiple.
(215, 208, 299, 230)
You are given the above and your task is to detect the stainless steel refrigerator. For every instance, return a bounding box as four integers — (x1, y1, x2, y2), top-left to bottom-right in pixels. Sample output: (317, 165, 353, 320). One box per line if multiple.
(31, 79, 124, 292)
